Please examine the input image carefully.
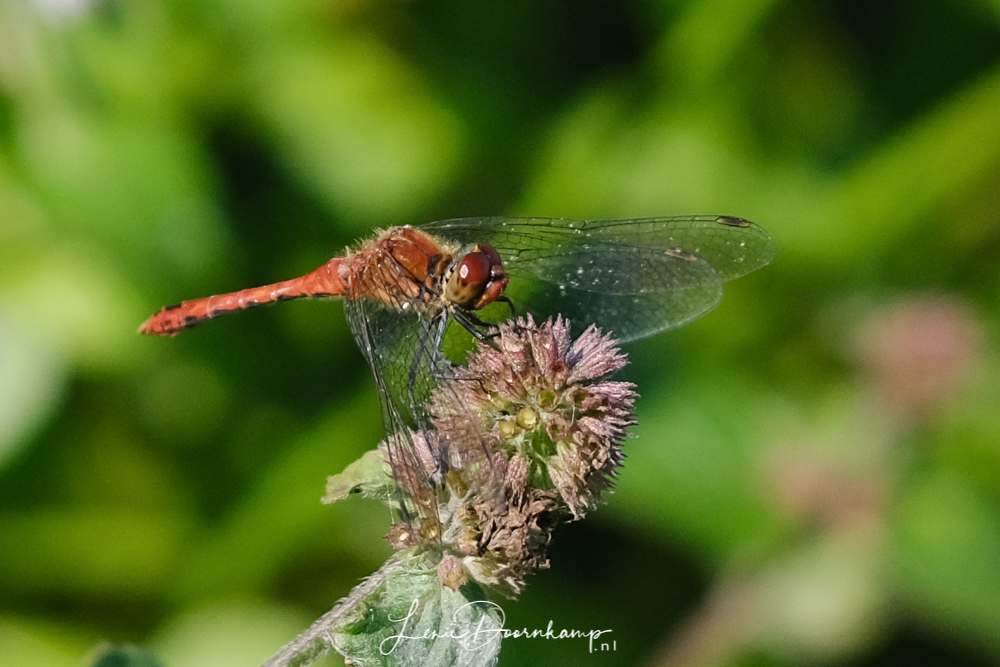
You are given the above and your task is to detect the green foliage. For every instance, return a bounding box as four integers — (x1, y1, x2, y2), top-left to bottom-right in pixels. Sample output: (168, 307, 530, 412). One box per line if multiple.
(322, 448, 394, 505)
(88, 645, 165, 667)
(2, 0, 1000, 666)
(332, 557, 501, 667)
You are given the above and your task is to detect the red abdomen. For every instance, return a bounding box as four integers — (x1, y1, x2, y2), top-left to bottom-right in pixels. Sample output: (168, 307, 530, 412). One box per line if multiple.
(139, 227, 456, 336)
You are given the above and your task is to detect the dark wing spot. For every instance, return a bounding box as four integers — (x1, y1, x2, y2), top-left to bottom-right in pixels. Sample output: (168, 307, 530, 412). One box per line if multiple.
(183, 315, 200, 326)
(665, 247, 698, 261)
(716, 215, 751, 228)
(164, 303, 183, 311)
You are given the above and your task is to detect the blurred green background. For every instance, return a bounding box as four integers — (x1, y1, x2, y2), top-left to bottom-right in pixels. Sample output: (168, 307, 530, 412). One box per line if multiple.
(2, 0, 1000, 665)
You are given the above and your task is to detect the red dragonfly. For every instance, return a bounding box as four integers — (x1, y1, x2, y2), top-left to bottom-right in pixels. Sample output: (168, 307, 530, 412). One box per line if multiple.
(140, 216, 775, 539)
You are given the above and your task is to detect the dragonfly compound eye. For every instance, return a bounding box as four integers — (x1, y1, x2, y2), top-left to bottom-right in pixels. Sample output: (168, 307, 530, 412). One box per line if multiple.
(446, 251, 492, 308)
(445, 244, 508, 310)
(474, 243, 508, 310)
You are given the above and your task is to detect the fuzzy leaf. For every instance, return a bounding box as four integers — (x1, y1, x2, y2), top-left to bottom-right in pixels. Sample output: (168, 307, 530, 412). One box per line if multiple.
(331, 555, 503, 667)
(323, 448, 395, 505)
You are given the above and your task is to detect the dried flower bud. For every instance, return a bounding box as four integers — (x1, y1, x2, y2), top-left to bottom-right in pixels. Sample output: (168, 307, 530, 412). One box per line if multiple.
(386, 522, 420, 550)
(438, 554, 469, 591)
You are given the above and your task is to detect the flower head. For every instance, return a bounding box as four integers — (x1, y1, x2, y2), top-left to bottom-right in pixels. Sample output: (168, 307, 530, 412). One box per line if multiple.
(425, 315, 637, 595)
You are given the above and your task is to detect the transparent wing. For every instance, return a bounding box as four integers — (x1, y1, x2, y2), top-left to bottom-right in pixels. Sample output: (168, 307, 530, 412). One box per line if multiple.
(344, 288, 505, 542)
(421, 215, 776, 342)
(344, 295, 443, 534)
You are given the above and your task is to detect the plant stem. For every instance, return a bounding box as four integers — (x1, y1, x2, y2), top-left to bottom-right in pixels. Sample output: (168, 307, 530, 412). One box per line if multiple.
(260, 555, 405, 667)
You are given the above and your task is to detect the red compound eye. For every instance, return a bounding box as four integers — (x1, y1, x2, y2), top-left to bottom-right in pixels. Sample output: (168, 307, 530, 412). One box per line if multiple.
(445, 251, 492, 308)
(478, 243, 502, 271)
(445, 243, 508, 310)
(457, 252, 491, 288)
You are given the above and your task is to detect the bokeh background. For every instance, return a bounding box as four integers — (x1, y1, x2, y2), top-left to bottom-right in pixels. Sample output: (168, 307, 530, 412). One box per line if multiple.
(3, 1, 1000, 665)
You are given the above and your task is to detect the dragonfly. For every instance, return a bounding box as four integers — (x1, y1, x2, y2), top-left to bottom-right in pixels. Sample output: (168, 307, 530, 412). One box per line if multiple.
(140, 215, 775, 542)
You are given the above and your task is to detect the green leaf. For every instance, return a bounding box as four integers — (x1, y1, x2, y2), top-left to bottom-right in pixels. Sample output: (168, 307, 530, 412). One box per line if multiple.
(322, 448, 395, 505)
(332, 554, 503, 667)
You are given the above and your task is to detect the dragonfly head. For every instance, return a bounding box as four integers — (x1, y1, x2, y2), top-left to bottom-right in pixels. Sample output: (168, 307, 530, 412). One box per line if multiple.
(444, 243, 508, 311)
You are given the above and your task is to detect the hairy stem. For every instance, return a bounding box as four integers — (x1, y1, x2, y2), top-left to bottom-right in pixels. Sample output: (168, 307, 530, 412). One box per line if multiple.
(260, 555, 405, 667)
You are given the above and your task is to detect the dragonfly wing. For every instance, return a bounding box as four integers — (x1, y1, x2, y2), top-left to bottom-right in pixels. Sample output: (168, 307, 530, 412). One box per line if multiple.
(423, 215, 775, 342)
(344, 295, 506, 541)
(344, 296, 443, 533)
(421, 215, 776, 282)
(505, 243, 724, 342)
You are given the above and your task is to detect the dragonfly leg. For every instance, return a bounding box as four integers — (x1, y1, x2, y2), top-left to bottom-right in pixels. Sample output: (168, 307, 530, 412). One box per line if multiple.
(452, 309, 507, 352)
(495, 295, 516, 318)
(452, 296, 517, 345)
(425, 313, 453, 479)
